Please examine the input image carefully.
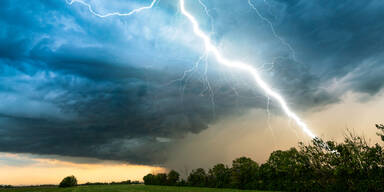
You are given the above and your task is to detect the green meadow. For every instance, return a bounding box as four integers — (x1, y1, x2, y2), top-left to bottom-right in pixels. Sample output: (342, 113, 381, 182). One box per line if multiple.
(0, 185, 269, 192)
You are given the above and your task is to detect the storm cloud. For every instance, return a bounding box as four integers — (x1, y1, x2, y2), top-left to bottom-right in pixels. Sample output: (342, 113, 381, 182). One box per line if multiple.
(0, 0, 383, 165)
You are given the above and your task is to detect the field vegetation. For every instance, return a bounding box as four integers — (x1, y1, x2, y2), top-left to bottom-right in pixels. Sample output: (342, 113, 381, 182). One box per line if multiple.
(0, 184, 269, 192)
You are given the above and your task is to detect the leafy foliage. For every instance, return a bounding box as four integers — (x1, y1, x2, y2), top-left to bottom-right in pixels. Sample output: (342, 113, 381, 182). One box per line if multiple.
(143, 174, 156, 185)
(207, 163, 231, 188)
(167, 170, 180, 186)
(188, 168, 207, 187)
(59, 175, 77, 188)
(231, 157, 259, 189)
(143, 171, 180, 186)
(144, 124, 384, 191)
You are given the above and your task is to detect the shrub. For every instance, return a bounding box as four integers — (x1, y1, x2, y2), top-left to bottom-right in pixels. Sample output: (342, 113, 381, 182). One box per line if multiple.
(59, 175, 77, 188)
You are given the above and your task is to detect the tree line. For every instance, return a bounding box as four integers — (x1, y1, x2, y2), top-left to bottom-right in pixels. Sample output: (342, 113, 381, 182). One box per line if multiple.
(143, 124, 384, 192)
(57, 175, 140, 188)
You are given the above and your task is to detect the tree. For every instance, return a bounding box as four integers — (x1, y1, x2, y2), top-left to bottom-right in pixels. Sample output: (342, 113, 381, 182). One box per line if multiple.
(143, 174, 155, 185)
(376, 124, 384, 141)
(167, 170, 180, 186)
(298, 128, 384, 192)
(207, 163, 231, 188)
(144, 171, 180, 186)
(154, 173, 167, 185)
(231, 157, 259, 189)
(144, 124, 384, 191)
(59, 175, 77, 188)
(262, 148, 312, 191)
(188, 168, 207, 187)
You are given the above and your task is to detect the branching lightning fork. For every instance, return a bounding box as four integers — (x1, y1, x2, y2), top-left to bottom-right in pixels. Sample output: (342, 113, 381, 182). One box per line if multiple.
(68, 0, 317, 139)
(248, 0, 297, 61)
(179, 0, 316, 139)
(67, 0, 158, 17)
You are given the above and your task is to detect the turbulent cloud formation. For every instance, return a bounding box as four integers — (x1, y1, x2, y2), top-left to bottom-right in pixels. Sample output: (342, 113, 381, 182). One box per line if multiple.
(0, 0, 383, 165)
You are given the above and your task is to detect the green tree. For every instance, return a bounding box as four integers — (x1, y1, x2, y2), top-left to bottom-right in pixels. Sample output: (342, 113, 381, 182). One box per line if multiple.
(231, 157, 259, 189)
(59, 175, 77, 188)
(298, 128, 384, 191)
(154, 173, 167, 185)
(188, 168, 207, 187)
(143, 174, 155, 185)
(207, 163, 231, 188)
(262, 148, 312, 191)
(145, 124, 384, 191)
(376, 124, 384, 141)
(167, 170, 180, 186)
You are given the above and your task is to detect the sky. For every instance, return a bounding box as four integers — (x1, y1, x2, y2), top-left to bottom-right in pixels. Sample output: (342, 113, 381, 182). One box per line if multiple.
(1, 0, 384, 185)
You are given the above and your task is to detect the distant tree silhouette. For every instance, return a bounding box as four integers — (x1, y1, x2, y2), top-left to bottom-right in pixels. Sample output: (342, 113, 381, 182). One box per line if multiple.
(143, 170, 180, 186)
(143, 174, 155, 185)
(59, 175, 77, 188)
(178, 179, 187, 186)
(167, 170, 180, 186)
(187, 168, 207, 187)
(154, 173, 167, 185)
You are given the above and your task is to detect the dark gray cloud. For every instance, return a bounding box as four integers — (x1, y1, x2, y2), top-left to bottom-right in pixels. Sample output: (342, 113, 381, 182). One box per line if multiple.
(0, 0, 383, 165)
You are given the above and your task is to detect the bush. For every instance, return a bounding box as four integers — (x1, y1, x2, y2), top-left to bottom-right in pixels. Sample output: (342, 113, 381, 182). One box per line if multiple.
(59, 175, 77, 188)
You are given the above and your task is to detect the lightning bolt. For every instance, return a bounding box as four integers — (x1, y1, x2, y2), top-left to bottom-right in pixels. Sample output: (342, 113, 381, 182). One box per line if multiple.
(67, 0, 317, 139)
(180, 0, 315, 139)
(248, 0, 297, 61)
(66, 0, 158, 17)
(197, 0, 215, 35)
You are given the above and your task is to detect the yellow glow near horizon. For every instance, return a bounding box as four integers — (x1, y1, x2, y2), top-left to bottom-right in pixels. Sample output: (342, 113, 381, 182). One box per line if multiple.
(0, 153, 165, 186)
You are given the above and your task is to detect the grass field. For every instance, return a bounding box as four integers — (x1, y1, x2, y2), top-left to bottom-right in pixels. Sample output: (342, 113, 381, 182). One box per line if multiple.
(0, 185, 270, 192)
